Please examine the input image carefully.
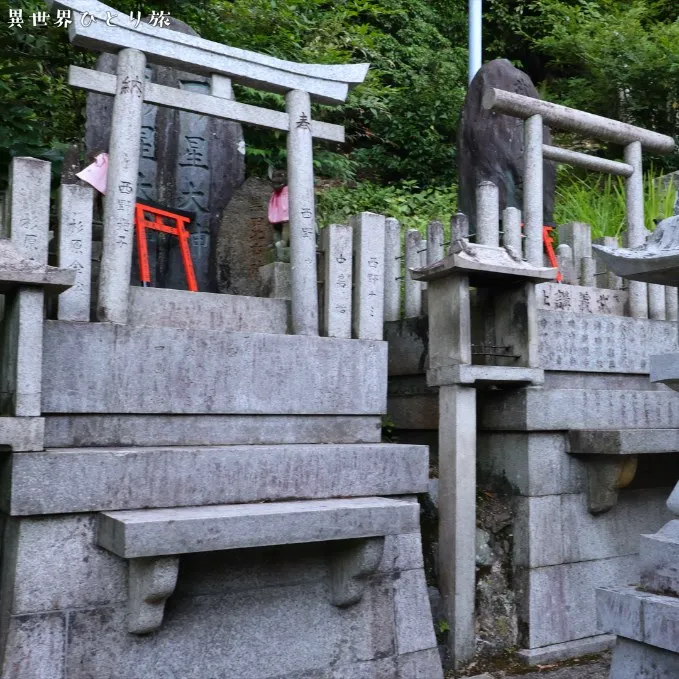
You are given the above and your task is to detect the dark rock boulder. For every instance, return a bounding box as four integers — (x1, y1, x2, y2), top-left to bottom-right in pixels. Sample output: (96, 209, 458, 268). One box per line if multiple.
(457, 59, 556, 231)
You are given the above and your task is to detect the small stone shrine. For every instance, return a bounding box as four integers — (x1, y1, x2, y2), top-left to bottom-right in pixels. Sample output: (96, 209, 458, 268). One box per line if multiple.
(0, 1, 444, 677)
(85, 17, 245, 293)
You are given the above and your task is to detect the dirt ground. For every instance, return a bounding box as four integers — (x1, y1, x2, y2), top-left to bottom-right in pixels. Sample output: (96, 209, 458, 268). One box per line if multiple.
(448, 652, 611, 679)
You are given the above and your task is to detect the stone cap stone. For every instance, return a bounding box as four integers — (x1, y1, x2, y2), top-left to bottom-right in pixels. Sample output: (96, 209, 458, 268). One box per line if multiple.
(411, 241, 557, 286)
(0, 240, 74, 293)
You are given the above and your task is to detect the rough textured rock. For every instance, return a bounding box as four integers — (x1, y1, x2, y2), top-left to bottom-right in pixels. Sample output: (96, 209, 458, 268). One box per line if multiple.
(457, 59, 556, 231)
(85, 17, 245, 293)
(216, 176, 274, 296)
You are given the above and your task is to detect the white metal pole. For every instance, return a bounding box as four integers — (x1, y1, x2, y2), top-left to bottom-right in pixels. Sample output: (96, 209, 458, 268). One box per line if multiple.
(469, 0, 482, 83)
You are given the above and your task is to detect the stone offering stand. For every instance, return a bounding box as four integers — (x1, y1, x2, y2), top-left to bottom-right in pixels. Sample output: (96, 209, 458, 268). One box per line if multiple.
(383, 89, 679, 671)
(0, 1, 444, 677)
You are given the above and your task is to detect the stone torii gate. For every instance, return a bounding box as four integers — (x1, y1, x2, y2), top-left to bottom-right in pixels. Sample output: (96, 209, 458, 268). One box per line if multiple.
(49, 0, 368, 334)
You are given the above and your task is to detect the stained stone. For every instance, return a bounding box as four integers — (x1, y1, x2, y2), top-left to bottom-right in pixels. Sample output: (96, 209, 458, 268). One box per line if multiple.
(216, 177, 273, 296)
(85, 18, 245, 293)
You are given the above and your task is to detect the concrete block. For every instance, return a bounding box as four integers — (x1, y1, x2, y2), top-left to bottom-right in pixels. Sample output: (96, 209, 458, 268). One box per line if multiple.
(480, 386, 679, 430)
(97, 497, 420, 558)
(1, 612, 65, 679)
(352, 212, 386, 340)
(43, 414, 382, 448)
(517, 634, 615, 666)
(57, 183, 93, 322)
(322, 223, 353, 338)
(6, 443, 429, 515)
(597, 585, 679, 653)
(42, 322, 387, 415)
(537, 282, 627, 316)
(397, 648, 444, 679)
(128, 286, 289, 334)
(537, 311, 677, 373)
(393, 568, 438, 655)
(518, 555, 638, 648)
(640, 521, 679, 596)
(477, 431, 587, 496)
(4, 514, 127, 614)
(513, 495, 563, 568)
(609, 637, 679, 679)
(0, 416, 44, 451)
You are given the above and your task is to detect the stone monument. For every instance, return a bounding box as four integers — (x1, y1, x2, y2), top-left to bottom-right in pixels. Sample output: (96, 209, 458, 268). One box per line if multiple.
(85, 17, 245, 293)
(457, 59, 557, 232)
(595, 229, 679, 677)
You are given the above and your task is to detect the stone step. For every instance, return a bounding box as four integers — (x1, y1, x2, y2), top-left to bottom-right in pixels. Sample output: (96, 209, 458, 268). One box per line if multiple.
(481, 387, 679, 431)
(128, 286, 289, 335)
(4, 443, 429, 516)
(568, 429, 679, 455)
(97, 496, 420, 558)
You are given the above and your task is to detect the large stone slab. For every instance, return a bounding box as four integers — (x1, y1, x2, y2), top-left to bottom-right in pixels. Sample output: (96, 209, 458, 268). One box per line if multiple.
(537, 311, 677, 373)
(98, 497, 419, 558)
(43, 414, 381, 447)
(518, 555, 638, 648)
(4, 443, 429, 515)
(480, 387, 679, 430)
(608, 637, 679, 679)
(128, 286, 289, 334)
(41, 321, 386, 414)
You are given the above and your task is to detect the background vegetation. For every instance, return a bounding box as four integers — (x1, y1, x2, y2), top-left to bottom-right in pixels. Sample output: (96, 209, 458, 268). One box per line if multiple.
(1, 0, 678, 235)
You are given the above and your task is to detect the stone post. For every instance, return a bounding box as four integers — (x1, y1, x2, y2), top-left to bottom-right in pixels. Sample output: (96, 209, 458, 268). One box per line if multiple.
(438, 384, 477, 668)
(648, 284, 667, 320)
(383, 218, 401, 322)
(502, 206, 522, 258)
(450, 212, 470, 246)
(322, 224, 353, 338)
(560, 222, 592, 286)
(476, 181, 500, 247)
(98, 48, 146, 324)
(404, 229, 422, 318)
(3, 157, 51, 416)
(581, 256, 595, 288)
(625, 141, 649, 318)
(351, 212, 386, 340)
(427, 220, 445, 266)
(556, 244, 577, 285)
(524, 115, 544, 266)
(286, 89, 319, 336)
(58, 184, 94, 321)
(665, 287, 678, 321)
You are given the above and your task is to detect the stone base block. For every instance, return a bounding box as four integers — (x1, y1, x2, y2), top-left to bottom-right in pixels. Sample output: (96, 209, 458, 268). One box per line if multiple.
(0, 514, 442, 679)
(609, 637, 679, 679)
(0, 416, 43, 451)
(517, 633, 615, 665)
(640, 521, 679, 596)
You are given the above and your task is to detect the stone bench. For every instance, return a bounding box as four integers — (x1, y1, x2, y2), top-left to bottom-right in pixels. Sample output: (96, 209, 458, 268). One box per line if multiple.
(568, 429, 679, 514)
(96, 496, 419, 633)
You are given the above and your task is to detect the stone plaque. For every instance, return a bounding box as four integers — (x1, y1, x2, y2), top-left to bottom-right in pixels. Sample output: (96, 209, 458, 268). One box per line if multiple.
(537, 283, 627, 316)
(216, 177, 273, 296)
(538, 311, 678, 373)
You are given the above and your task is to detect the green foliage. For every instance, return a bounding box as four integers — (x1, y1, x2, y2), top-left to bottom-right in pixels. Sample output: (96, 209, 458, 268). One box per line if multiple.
(554, 167, 677, 240)
(316, 180, 457, 232)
